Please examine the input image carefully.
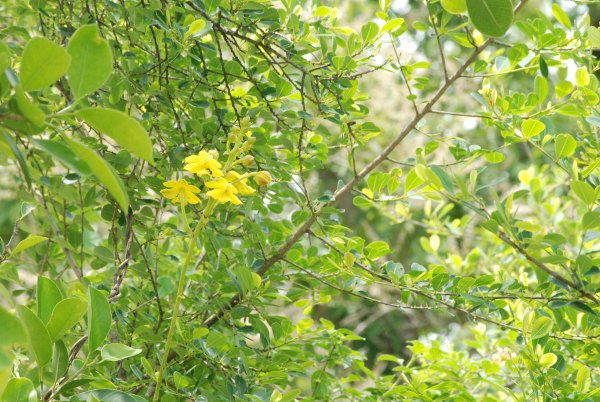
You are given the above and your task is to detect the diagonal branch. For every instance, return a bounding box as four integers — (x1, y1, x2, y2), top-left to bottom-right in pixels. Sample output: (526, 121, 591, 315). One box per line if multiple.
(497, 231, 599, 304)
(202, 0, 531, 327)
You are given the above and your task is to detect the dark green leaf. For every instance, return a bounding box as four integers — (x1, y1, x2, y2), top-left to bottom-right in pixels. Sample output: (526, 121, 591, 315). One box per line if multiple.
(88, 287, 111, 351)
(37, 276, 63, 324)
(466, 0, 513, 37)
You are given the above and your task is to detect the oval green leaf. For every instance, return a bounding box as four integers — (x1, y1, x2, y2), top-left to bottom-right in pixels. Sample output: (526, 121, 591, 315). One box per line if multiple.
(521, 119, 545, 139)
(1, 378, 36, 402)
(554, 133, 577, 159)
(46, 297, 88, 341)
(531, 316, 553, 339)
(101, 343, 142, 362)
(0, 306, 26, 346)
(88, 287, 111, 351)
(571, 180, 596, 206)
(20, 37, 71, 91)
(75, 108, 153, 164)
(65, 137, 129, 212)
(37, 277, 63, 324)
(441, 0, 467, 15)
(67, 25, 113, 98)
(466, 0, 513, 37)
(16, 305, 52, 367)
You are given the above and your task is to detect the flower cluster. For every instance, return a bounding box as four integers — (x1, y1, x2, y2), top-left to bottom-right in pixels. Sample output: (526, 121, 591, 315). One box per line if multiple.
(160, 119, 271, 207)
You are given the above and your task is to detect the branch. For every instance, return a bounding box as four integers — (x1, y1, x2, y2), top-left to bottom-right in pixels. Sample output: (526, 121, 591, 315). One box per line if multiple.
(497, 231, 599, 304)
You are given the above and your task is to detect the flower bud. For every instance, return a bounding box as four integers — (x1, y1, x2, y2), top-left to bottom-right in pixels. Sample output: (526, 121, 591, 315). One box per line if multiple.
(242, 137, 256, 152)
(208, 149, 219, 159)
(241, 155, 254, 167)
(254, 171, 271, 186)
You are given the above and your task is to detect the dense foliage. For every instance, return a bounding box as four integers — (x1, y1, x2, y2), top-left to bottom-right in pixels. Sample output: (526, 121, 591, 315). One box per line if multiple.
(0, 0, 599, 400)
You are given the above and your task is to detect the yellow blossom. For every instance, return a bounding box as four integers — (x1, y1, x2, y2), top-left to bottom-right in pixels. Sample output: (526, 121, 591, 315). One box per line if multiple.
(183, 150, 223, 177)
(255, 171, 272, 186)
(205, 178, 242, 205)
(226, 171, 255, 195)
(160, 179, 201, 205)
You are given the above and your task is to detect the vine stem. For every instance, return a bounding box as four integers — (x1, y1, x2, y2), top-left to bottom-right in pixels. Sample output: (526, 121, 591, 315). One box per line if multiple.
(153, 199, 216, 401)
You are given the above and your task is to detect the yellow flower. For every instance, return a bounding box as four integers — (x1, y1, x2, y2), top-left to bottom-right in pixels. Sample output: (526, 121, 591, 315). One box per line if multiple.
(183, 150, 223, 177)
(205, 178, 242, 205)
(255, 171, 272, 186)
(160, 179, 201, 206)
(226, 171, 255, 195)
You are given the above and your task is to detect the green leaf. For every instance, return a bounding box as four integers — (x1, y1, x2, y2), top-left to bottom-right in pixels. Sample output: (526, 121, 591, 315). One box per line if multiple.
(365, 241, 391, 260)
(67, 25, 113, 98)
(554, 134, 577, 159)
(0, 306, 26, 346)
(75, 108, 153, 163)
(361, 22, 379, 44)
(206, 331, 228, 352)
(576, 365, 591, 392)
(11, 235, 47, 255)
(14, 87, 45, 127)
(521, 119, 545, 139)
(530, 316, 553, 339)
(589, 27, 600, 48)
(17, 305, 52, 367)
(37, 277, 63, 324)
(571, 180, 596, 206)
(539, 55, 548, 77)
(381, 18, 405, 34)
(20, 37, 71, 91)
(555, 80, 574, 98)
(466, 0, 513, 37)
(101, 343, 142, 361)
(46, 298, 87, 341)
(1, 378, 36, 402)
(88, 287, 112, 351)
(582, 211, 600, 231)
(405, 169, 424, 193)
(551, 4, 571, 29)
(441, 0, 467, 14)
(65, 137, 129, 211)
(484, 151, 505, 164)
(184, 19, 207, 40)
(234, 266, 261, 294)
(539, 352, 557, 367)
(569, 301, 597, 316)
(575, 67, 590, 87)
(32, 139, 92, 176)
